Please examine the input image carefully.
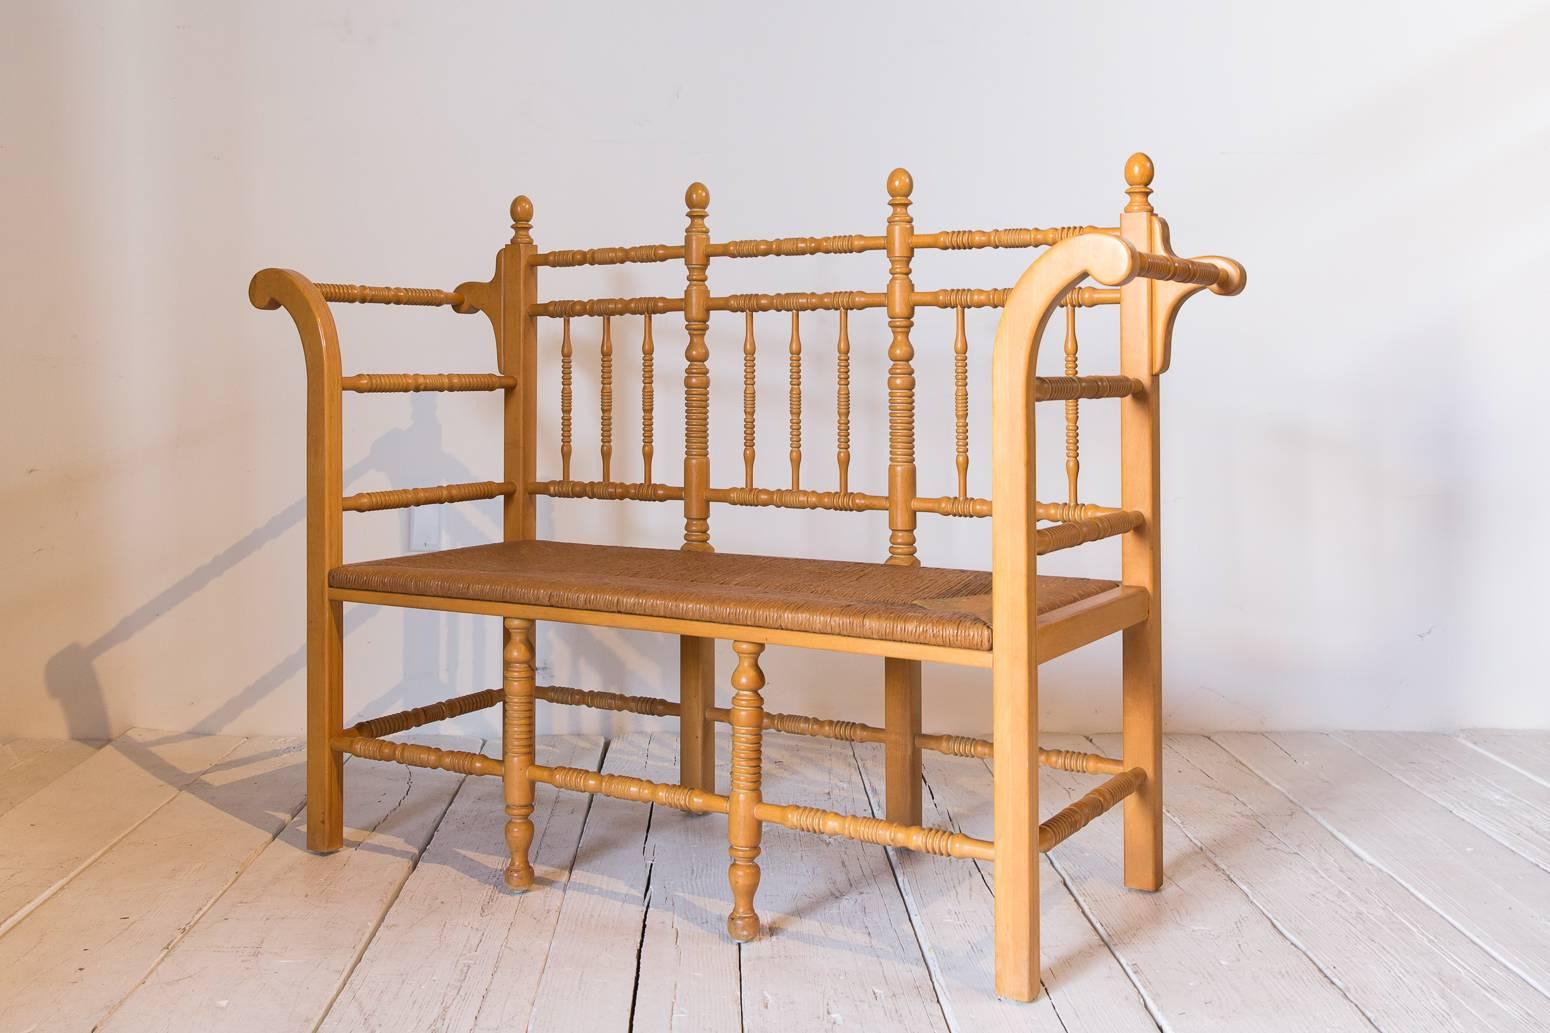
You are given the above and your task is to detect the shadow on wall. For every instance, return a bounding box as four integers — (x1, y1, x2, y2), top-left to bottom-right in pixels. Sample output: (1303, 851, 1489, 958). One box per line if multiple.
(43, 394, 511, 746)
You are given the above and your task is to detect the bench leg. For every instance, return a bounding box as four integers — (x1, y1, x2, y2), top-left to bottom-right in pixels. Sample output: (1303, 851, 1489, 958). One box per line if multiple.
(679, 635, 716, 793)
(1122, 619, 1163, 890)
(306, 597, 345, 853)
(883, 657, 922, 826)
(726, 640, 765, 941)
(503, 617, 537, 891)
(992, 653, 1040, 1000)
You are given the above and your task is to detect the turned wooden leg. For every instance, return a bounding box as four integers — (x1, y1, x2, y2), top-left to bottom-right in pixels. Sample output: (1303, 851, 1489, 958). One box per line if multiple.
(1122, 618, 1163, 890)
(679, 635, 716, 793)
(306, 597, 345, 853)
(883, 657, 922, 826)
(992, 649, 1040, 1000)
(503, 617, 537, 891)
(726, 640, 766, 942)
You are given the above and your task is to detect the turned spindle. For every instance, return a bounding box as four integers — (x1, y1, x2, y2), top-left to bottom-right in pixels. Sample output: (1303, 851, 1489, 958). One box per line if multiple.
(560, 317, 573, 480)
(641, 314, 654, 484)
(884, 168, 919, 565)
(743, 311, 757, 488)
(789, 311, 802, 490)
(682, 182, 713, 550)
(726, 641, 766, 942)
(503, 617, 536, 891)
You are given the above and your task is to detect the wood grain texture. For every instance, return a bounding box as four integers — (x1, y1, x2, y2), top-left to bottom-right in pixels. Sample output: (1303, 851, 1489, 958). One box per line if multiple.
(1336, 731, 1550, 872)
(1148, 733, 1549, 1033)
(97, 735, 476, 1033)
(0, 738, 305, 1033)
(522, 733, 710, 1032)
(0, 728, 242, 935)
(1039, 733, 1379, 1032)
(623, 731, 744, 1033)
(319, 736, 604, 1033)
(738, 732, 950, 1033)
(0, 737, 100, 818)
(855, 745, 1158, 1033)
(1460, 730, 1550, 786)
(1214, 731, 1550, 996)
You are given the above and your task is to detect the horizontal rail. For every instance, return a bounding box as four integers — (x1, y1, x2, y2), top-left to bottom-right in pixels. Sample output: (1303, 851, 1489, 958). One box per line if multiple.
(912, 495, 992, 517)
(530, 479, 684, 501)
(711, 235, 884, 258)
(330, 734, 502, 776)
(344, 687, 503, 739)
(755, 800, 995, 860)
(912, 226, 1115, 251)
(910, 498, 1126, 521)
(1132, 252, 1233, 288)
(536, 685, 678, 716)
(710, 292, 884, 314)
(706, 486, 887, 512)
(1035, 501, 1125, 523)
(535, 684, 1122, 773)
(530, 764, 730, 814)
(530, 296, 684, 318)
(533, 244, 684, 268)
(342, 373, 516, 393)
(1035, 375, 1144, 402)
(1064, 286, 1121, 307)
(1039, 768, 1145, 851)
(315, 282, 464, 307)
(342, 480, 515, 512)
(1035, 510, 1144, 554)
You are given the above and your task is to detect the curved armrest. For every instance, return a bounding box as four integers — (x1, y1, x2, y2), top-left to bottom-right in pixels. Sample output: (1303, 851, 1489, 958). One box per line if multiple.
(249, 268, 342, 387)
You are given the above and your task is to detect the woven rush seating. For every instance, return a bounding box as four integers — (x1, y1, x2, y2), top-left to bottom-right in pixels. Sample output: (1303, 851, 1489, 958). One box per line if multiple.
(329, 541, 1117, 651)
(251, 154, 1244, 1002)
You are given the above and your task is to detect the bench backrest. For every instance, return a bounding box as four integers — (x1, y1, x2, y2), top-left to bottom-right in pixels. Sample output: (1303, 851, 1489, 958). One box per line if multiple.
(251, 154, 1243, 583)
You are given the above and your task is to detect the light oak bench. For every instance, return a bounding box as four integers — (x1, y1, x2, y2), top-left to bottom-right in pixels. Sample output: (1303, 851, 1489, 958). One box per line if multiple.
(251, 153, 1244, 1000)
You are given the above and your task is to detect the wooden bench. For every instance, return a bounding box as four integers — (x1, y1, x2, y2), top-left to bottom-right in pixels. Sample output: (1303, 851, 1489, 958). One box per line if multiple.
(250, 153, 1244, 1001)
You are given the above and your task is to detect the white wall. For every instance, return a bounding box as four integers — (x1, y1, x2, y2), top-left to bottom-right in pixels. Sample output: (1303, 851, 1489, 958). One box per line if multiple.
(3, 0, 1546, 743)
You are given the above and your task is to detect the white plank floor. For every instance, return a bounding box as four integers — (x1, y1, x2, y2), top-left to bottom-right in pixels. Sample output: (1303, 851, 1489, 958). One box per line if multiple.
(0, 728, 1546, 1033)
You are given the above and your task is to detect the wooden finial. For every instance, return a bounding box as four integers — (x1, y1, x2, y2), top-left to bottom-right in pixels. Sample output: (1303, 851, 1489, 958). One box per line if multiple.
(887, 167, 913, 200)
(510, 195, 534, 243)
(1124, 153, 1154, 213)
(686, 181, 710, 211)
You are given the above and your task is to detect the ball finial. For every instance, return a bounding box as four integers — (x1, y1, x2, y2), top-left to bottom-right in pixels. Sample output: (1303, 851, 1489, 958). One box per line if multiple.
(1124, 153, 1155, 187)
(887, 167, 913, 199)
(510, 195, 533, 225)
(685, 182, 710, 210)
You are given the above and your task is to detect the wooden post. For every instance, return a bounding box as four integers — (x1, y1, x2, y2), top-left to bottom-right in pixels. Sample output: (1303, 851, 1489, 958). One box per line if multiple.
(1118, 153, 1165, 892)
(986, 229, 1137, 1002)
(883, 169, 919, 565)
(247, 269, 345, 854)
(682, 182, 713, 551)
(726, 641, 766, 941)
(679, 636, 716, 793)
(883, 658, 922, 826)
(503, 196, 538, 541)
(504, 616, 537, 890)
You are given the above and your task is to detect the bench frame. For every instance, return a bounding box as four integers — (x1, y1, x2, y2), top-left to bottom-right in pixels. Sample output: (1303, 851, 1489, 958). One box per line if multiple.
(250, 153, 1243, 1001)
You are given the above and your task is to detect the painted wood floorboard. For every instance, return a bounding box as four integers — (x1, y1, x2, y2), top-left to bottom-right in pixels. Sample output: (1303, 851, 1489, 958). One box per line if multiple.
(1458, 731, 1550, 786)
(853, 742, 1158, 1033)
(3, 729, 1546, 1033)
(96, 735, 477, 1032)
(0, 737, 101, 818)
(1213, 732, 1550, 999)
(0, 728, 243, 937)
(1041, 733, 1379, 1032)
(0, 736, 306, 1033)
(318, 735, 606, 1033)
(1107, 732, 1549, 1033)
